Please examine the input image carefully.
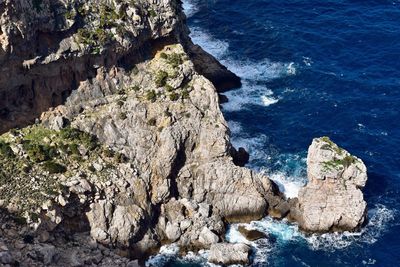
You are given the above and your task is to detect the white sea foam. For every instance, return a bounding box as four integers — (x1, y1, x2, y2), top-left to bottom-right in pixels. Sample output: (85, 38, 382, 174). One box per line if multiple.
(250, 217, 301, 242)
(269, 172, 304, 199)
(302, 56, 313, 67)
(225, 225, 252, 245)
(259, 153, 307, 199)
(189, 26, 295, 112)
(220, 58, 296, 81)
(261, 95, 279, 106)
(145, 244, 179, 267)
(222, 85, 278, 111)
(182, 0, 198, 18)
(190, 27, 230, 59)
(223, 204, 396, 267)
(227, 121, 243, 135)
(219, 59, 294, 111)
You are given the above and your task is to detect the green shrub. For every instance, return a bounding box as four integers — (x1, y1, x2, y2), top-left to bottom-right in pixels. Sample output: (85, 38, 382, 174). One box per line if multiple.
(102, 148, 114, 158)
(165, 84, 174, 92)
(167, 53, 183, 68)
(130, 85, 140, 92)
(119, 112, 127, 120)
(149, 9, 157, 17)
(147, 118, 157, 126)
(131, 66, 139, 75)
(146, 90, 157, 102)
(117, 100, 124, 107)
(114, 152, 128, 163)
(88, 165, 96, 172)
(169, 92, 180, 101)
(65, 10, 74, 20)
(0, 141, 14, 158)
(42, 161, 67, 174)
(14, 216, 27, 225)
(155, 71, 168, 87)
(23, 143, 50, 163)
(99, 4, 119, 28)
(160, 52, 168, 59)
(60, 127, 98, 151)
(182, 89, 190, 99)
(68, 143, 80, 155)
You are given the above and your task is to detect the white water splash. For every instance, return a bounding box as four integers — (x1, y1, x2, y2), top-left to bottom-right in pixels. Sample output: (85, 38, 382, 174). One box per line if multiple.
(190, 27, 230, 59)
(261, 95, 279, 106)
(182, 0, 198, 18)
(146, 244, 179, 267)
(269, 171, 304, 199)
(189, 25, 295, 111)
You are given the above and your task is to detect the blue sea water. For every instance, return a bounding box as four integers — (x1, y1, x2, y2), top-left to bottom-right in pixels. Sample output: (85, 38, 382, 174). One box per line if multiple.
(147, 1, 400, 266)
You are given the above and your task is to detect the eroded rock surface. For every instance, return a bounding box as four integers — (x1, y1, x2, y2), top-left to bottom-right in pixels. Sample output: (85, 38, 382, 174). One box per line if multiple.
(208, 243, 251, 266)
(290, 137, 368, 232)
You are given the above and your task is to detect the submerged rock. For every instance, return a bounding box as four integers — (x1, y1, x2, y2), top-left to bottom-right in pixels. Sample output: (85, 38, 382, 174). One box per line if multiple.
(208, 243, 251, 265)
(290, 137, 368, 232)
(238, 225, 267, 241)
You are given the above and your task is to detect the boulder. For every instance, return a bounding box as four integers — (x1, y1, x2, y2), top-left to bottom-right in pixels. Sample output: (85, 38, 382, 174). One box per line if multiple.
(198, 227, 219, 246)
(238, 226, 267, 241)
(290, 137, 368, 232)
(165, 222, 181, 242)
(208, 243, 251, 265)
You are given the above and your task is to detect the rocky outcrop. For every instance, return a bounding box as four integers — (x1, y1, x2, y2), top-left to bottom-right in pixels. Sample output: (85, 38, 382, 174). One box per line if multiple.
(289, 137, 368, 232)
(0, 42, 286, 263)
(184, 41, 242, 92)
(238, 225, 267, 241)
(208, 243, 251, 266)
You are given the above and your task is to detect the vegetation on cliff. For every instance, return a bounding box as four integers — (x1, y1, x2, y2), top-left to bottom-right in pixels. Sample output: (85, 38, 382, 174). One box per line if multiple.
(0, 125, 127, 220)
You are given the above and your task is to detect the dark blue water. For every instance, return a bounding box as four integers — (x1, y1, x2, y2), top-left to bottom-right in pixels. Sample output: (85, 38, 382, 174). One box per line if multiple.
(147, 1, 400, 266)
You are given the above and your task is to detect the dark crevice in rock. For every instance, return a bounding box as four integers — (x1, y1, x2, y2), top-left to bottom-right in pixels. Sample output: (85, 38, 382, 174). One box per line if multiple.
(169, 138, 189, 200)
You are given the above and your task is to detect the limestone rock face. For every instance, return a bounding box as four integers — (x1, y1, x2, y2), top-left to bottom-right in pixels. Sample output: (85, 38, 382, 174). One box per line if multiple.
(208, 243, 251, 266)
(0, 41, 286, 261)
(291, 137, 368, 232)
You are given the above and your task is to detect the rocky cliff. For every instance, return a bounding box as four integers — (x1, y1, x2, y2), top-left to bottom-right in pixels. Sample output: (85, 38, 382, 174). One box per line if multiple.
(0, 0, 367, 266)
(0, 0, 239, 134)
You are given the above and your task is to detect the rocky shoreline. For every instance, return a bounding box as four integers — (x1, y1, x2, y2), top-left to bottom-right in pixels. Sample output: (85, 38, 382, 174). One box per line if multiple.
(0, 0, 368, 266)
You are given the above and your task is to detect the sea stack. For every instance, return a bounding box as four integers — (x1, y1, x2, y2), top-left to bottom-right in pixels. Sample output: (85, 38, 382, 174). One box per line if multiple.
(290, 137, 368, 232)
